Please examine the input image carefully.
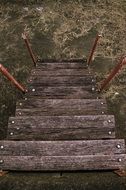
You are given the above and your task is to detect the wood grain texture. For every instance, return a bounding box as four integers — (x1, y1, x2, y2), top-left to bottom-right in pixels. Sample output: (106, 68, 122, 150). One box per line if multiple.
(16, 98, 107, 110)
(7, 115, 115, 140)
(30, 69, 92, 76)
(0, 140, 125, 156)
(26, 86, 98, 99)
(27, 76, 96, 86)
(36, 62, 88, 69)
(0, 155, 125, 171)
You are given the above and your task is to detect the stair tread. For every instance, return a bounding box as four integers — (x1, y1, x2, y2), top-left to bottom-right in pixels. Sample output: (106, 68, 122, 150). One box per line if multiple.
(0, 155, 125, 171)
(26, 86, 98, 99)
(30, 68, 92, 76)
(7, 115, 115, 140)
(27, 76, 96, 86)
(36, 61, 88, 69)
(0, 139, 125, 156)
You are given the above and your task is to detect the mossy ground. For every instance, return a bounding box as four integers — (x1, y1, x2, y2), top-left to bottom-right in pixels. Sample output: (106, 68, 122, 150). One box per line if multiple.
(0, 0, 126, 189)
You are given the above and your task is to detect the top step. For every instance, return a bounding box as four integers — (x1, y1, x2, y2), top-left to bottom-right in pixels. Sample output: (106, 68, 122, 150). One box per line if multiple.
(36, 59, 88, 69)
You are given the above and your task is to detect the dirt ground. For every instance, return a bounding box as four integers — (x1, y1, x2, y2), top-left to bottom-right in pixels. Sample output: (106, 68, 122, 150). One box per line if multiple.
(0, 0, 126, 189)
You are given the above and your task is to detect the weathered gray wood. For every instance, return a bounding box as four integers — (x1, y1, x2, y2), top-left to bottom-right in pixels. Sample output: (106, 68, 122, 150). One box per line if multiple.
(7, 115, 115, 140)
(36, 62, 88, 69)
(0, 155, 125, 171)
(27, 76, 96, 86)
(30, 69, 91, 76)
(0, 140, 124, 156)
(26, 86, 98, 99)
(16, 98, 107, 110)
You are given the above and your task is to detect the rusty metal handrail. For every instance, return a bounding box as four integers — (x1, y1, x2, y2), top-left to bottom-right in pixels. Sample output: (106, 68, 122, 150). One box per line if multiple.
(0, 64, 27, 93)
(87, 33, 102, 66)
(22, 32, 37, 67)
(99, 56, 126, 92)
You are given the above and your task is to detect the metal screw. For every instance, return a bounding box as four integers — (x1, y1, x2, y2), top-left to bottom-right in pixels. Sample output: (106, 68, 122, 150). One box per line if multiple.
(0, 146, 4, 149)
(108, 131, 112, 135)
(17, 127, 20, 130)
(10, 132, 14, 136)
(12, 121, 15, 124)
(108, 120, 111, 123)
(0, 160, 3, 164)
(19, 112, 22, 115)
(101, 111, 104, 114)
(117, 144, 121, 149)
(101, 102, 104, 105)
(118, 158, 122, 162)
(32, 89, 35, 92)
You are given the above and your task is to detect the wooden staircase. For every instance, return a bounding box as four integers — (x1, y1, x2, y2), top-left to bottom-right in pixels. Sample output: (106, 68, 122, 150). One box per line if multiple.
(0, 59, 126, 171)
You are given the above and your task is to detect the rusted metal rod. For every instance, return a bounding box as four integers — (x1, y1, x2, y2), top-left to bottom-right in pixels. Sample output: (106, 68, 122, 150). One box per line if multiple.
(0, 64, 27, 93)
(100, 56, 126, 92)
(87, 33, 102, 66)
(22, 32, 37, 67)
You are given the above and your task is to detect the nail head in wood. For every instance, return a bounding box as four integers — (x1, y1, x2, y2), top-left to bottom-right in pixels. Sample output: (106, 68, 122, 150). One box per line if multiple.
(12, 121, 15, 124)
(118, 158, 122, 162)
(108, 131, 112, 135)
(0, 160, 3, 164)
(92, 79, 95, 82)
(10, 132, 14, 136)
(116, 144, 121, 149)
(32, 89, 36, 92)
(0, 146, 4, 149)
(92, 87, 95, 91)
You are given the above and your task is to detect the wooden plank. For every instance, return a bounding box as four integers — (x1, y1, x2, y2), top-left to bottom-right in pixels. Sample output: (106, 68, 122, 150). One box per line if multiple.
(30, 69, 91, 76)
(0, 155, 125, 171)
(26, 86, 98, 99)
(0, 140, 125, 156)
(7, 115, 115, 140)
(27, 76, 96, 86)
(16, 98, 107, 110)
(36, 62, 88, 69)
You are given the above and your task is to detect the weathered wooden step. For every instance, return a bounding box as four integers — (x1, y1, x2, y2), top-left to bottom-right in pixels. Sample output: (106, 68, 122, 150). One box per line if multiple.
(26, 86, 98, 99)
(36, 61, 87, 69)
(27, 76, 96, 86)
(16, 99, 107, 116)
(30, 68, 91, 76)
(0, 155, 125, 171)
(0, 140, 125, 156)
(7, 115, 115, 140)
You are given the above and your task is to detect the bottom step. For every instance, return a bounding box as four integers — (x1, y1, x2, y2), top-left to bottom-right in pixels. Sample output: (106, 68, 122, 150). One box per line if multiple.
(0, 155, 126, 171)
(0, 140, 125, 171)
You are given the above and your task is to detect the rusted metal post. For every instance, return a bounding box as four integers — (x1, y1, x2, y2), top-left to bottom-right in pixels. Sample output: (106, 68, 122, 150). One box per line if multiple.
(99, 56, 126, 92)
(0, 64, 27, 93)
(22, 32, 37, 67)
(87, 33, 102, 66)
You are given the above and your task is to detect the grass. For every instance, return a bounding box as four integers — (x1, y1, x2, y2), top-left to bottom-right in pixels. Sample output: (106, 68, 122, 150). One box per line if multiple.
(0, 0, 126, 138)
(0, 1, 126, 189)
